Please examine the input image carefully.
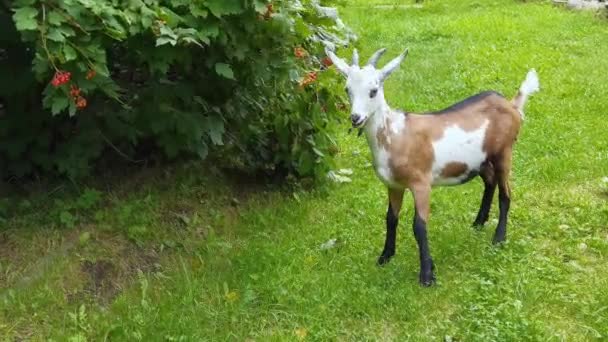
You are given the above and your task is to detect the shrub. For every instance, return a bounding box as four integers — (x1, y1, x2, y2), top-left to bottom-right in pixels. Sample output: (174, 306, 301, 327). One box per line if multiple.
(1, 0, 352, 180)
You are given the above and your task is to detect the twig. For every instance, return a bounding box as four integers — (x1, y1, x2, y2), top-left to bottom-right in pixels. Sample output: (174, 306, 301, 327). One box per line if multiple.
(98, 130, 145, 164)
(45, 184, 65, 198)
(43, 1, 90, 35)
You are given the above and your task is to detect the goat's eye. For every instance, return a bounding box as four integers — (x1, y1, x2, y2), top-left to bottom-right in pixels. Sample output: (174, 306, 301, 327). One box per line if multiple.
(369, 88, 378, 98)
(344, 88, 349, 95)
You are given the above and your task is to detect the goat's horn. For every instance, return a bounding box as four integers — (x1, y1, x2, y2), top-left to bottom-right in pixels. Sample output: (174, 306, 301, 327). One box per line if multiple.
(352, 49, 359, 67)
(367, 48, 387, 67)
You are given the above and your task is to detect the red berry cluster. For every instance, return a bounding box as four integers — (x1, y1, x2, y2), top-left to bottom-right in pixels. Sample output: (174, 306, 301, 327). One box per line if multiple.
(322, 57, 333, 67)
(51, 71, 71, 87)
(299, 71, 317, 87)
(50, 70, 91, 111)
(69, 85, 87, 110)
(294, 47, 307, 59)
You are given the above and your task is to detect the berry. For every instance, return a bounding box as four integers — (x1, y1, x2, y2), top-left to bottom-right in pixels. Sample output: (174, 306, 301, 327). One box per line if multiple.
(86, 69, 96, 80)
(299, 71, 318, 87)
(70, 85, 81, 98)
(322, 57, 333, 67)
(75, 96, 87, 109)
(294, 47, 307, 59)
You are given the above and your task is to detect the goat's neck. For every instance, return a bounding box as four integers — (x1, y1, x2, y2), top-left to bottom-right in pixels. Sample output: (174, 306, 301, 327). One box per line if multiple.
(363, 100, 400, 150)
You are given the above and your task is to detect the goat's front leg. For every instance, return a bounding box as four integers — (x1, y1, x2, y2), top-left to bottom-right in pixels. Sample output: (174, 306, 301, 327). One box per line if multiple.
(378, 188, 405, 266)
(411, 183, 435, 286)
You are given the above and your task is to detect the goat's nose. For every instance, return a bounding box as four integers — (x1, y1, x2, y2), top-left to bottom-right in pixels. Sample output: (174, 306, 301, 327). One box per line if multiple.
(351, 114, 362, 124)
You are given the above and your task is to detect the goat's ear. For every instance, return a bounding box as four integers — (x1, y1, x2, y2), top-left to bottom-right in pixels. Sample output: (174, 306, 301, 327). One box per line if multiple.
(367, 48, 387, 67)
(325, 48, 350, 76)
(380, 49, 408, 81)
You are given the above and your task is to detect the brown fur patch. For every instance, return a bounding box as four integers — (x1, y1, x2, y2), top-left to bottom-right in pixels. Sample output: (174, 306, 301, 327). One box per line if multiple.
(440, 162, 468, 178)
(411, 183, 431, 220)
(387, 116, 434, 186)
(512, 91, 524, 110)
(376, 127, 389, 149)
(388, 188, 405, 216)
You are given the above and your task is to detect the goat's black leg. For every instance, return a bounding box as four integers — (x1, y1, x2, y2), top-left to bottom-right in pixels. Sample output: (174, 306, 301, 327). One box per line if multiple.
(411, 184, 435, 286)
(493, 152, 512, 244)
(473, 162, 496, 227)
(473, 180, 496, 227)
(378, 188, 404, 266)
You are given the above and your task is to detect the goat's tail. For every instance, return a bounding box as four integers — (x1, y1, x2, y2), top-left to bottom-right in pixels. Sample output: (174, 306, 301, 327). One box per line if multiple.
(512, 69, 540, 120)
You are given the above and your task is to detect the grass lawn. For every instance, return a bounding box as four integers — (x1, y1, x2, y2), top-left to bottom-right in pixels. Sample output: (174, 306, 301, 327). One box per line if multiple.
(2, 0, 608, 340)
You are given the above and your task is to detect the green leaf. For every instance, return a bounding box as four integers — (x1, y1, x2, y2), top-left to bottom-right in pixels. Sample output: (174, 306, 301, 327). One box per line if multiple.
(195, 142, 209, 159)
(159, 26, 178, 39)
(63, 45, 77, 61)
(13, 7, 38, 31)
(51, 96, 69, 115)
(47, 11, 65, 26)
(46, 29, 65, 42)
(156, 36, 177, 46)
(214, 63, 234, 80)
(57, 26, 76, 37)
(204, 0, 245, 17)
(180, 36, 203, 47)
(206, 116, 224, 145)
(190, 5, 208, 18)
(254, 0, 268, 13)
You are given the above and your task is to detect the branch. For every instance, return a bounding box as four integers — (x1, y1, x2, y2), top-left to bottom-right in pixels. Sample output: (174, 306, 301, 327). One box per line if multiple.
(98, 130, 146, 164)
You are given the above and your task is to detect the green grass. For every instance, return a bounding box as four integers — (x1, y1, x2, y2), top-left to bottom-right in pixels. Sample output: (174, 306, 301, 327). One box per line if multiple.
(2, 0, 608, 340)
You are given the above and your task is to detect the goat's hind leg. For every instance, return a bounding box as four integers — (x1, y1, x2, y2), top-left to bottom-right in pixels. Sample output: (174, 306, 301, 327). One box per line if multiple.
(473, 161, 497, 228)
(378, 188, 405, 266)
(493, 152, 513, 244)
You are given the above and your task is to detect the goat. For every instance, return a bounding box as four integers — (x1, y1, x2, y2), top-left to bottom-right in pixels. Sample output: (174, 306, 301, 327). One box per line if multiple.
(326, 47, 540, 286)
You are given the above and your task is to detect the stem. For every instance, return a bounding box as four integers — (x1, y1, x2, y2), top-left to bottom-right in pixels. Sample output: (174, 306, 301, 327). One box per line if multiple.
(40, 4, 59, 72)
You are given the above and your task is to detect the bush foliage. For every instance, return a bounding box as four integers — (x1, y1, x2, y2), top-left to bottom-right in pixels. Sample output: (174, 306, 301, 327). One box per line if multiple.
(1, 0, 349, 180)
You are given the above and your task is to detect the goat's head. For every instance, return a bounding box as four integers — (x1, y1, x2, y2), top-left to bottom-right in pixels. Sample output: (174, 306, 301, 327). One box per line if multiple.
(326, 48, 408, 128)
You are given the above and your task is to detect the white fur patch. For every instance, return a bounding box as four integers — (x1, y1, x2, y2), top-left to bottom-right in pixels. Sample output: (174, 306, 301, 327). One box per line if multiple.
(365, 110, 402, 189)
(431, 121, 489, 186)
(389, 113, 405, 134)
(372, 147, 401, 188)
(520, 69, 539, 95)
(517, 69, 540, 119)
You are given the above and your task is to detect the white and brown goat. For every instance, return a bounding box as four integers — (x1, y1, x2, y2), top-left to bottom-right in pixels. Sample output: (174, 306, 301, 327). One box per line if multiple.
(326, 48, 539, 286)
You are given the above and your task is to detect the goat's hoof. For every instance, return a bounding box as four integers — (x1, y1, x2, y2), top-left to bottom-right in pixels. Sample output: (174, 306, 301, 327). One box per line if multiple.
(472, 221, 486, 229)
(492, 233, 506, 245)
(419, 271, 436, 287)
(492, 237, 506, 245)
(377, 253, 394, 266)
